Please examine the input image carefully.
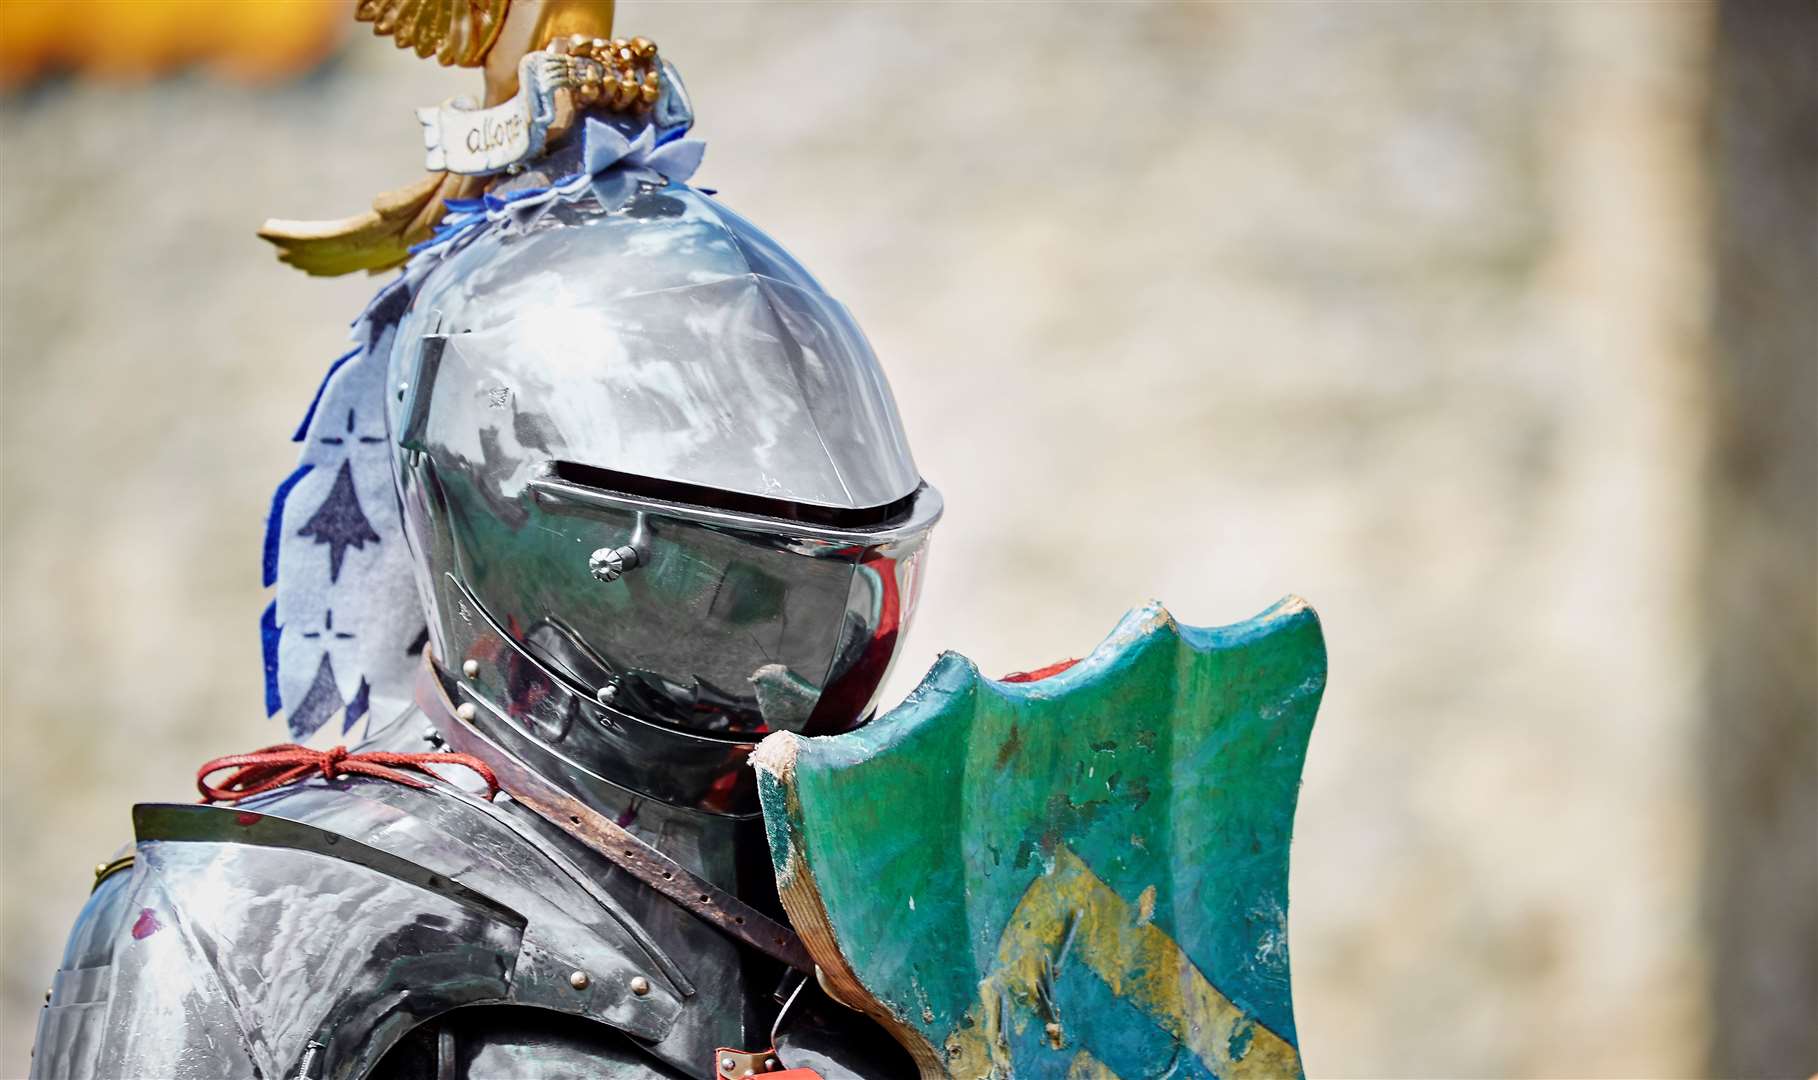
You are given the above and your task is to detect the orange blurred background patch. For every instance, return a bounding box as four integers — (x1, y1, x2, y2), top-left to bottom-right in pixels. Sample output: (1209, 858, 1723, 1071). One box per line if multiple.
(0, 0, 347, 88)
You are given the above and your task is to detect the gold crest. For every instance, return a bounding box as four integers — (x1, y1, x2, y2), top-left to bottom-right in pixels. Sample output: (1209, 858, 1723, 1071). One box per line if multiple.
(354, 0, 511, 68)
(260, 1, 618, 276)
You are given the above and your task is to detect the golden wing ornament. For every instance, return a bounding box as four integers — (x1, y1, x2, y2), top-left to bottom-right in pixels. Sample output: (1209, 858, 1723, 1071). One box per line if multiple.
(259, 172, 485, 277)
(261, 0, 620, 276)
(355, 0, 510, 68)
(259, 0, 512, 275)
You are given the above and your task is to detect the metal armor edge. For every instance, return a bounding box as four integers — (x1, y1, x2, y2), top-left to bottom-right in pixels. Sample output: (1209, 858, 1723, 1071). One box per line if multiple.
(31, 720, 702, 1080)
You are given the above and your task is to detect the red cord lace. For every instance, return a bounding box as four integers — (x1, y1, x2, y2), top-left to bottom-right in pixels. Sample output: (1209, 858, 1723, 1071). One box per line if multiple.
(197, 743, 499, 804)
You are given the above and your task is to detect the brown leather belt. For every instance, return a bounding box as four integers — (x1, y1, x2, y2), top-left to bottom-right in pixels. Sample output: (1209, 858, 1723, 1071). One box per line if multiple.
(416, 664, 815, 975)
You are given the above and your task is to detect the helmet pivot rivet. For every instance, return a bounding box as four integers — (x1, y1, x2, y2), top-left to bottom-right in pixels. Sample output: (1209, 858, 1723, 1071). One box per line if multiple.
(569, 970, 590, 990)
(461, 659, 480, 678)
(630, 975, 652, 996)
(455, 703, 477, 722)
(589, 544, 641, 582)
(596, 684, 617, 706)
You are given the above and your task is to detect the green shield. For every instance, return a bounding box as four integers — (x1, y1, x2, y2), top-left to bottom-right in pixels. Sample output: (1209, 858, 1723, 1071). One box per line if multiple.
(753, 598, 1326, 1079)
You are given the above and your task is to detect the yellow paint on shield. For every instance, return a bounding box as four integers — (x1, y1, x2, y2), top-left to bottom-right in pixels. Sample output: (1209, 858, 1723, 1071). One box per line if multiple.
(947, 847, 1300, 1079)
(1065, 1050, 1124, 1079)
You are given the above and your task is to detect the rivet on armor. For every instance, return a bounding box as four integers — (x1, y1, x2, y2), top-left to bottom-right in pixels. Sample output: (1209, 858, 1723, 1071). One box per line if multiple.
(720, 1058, 735, 1072)
(588, 544, 640, 582)
(461, 658, 480, 678)
(569, 970, 590, 990)
(596, 684, 616, 706)
(455, 702, 476, 721)
(630, 975, 652, 996)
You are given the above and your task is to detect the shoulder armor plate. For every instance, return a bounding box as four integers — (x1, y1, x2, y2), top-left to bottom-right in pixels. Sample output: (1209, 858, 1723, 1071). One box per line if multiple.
(33, 778, 688, 1080)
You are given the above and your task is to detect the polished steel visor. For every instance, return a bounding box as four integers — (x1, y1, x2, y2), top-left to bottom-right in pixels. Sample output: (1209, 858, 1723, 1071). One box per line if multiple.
(437, 454, 939, 739)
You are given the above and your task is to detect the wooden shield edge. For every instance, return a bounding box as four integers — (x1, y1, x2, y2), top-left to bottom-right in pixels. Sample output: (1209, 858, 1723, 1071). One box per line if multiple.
(754, 730, 952, 1075)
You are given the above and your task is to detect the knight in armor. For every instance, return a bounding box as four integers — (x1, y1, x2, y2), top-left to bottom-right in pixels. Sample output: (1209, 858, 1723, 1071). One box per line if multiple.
(33, 3, 1330, 1078)
(34, 2, 928, 1076)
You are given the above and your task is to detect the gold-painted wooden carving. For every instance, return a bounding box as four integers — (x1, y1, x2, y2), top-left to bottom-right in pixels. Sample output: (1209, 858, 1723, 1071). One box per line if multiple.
(259, 173, 485, 278)
(259, 0, 619, 276)
(354, 0, 510, 68)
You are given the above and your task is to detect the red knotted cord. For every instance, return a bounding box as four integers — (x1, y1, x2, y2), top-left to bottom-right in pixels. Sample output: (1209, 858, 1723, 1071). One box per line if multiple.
(196, 743, 500, 804)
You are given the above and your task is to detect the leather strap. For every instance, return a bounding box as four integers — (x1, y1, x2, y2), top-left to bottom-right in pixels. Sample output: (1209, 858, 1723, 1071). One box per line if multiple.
(417, 663, 815, 974)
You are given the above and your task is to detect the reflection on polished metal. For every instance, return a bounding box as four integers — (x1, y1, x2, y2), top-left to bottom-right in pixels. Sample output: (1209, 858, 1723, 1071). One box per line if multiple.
(33, 723, 923, 1069)
(390, 176, 943, 815)
(588, 543, 640, 582)
(390, 185, 922, 510)
(30, 727, 717, 1077)
(590, 510, 651, 582)
(421, 660, 815, 972)
(36, 699, 923, 1075)
(35, 4, 939, 1076)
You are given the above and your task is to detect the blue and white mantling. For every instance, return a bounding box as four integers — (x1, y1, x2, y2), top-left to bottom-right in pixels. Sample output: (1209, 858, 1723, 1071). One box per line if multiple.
(263, 87, 706, 741)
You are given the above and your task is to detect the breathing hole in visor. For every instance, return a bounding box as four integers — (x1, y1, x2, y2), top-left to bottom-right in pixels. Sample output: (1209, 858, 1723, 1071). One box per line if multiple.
(548, 461, 918, 530)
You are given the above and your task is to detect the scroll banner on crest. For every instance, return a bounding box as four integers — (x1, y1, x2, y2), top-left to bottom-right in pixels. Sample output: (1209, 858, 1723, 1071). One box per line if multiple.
(417, 52, 575, 175)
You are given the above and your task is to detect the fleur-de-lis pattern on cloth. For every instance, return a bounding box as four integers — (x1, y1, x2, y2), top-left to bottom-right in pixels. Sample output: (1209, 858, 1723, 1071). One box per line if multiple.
(263, 95, 705, 742)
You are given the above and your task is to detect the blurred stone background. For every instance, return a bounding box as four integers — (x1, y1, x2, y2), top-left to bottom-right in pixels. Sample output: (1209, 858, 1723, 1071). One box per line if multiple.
(2, 2, 1812, 1076)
